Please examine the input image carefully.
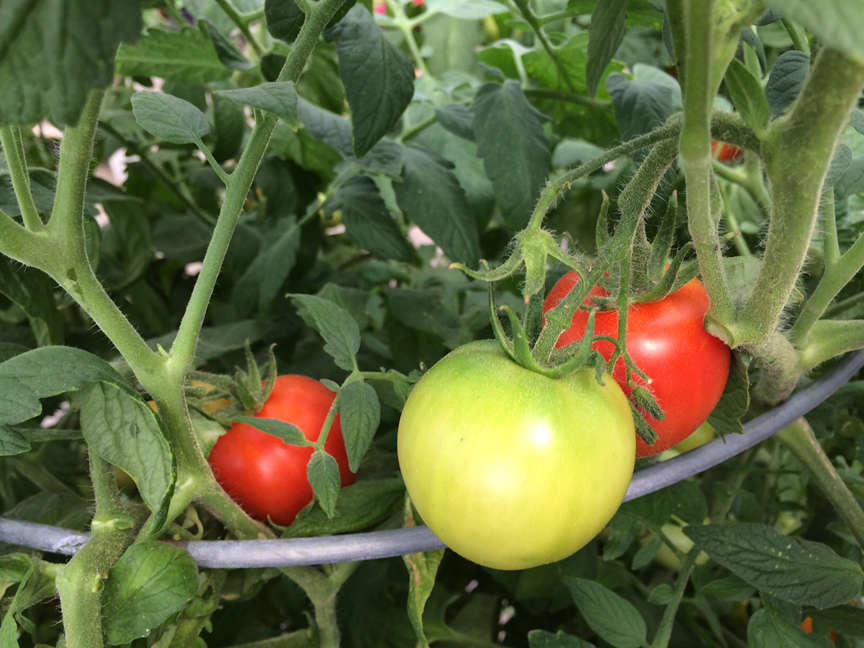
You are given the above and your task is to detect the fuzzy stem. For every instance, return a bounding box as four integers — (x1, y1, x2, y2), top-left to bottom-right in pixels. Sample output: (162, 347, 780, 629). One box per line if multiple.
(0, 126, 43, 231)
(777, 418, 864, 549)
(799, 320, 864, 372)
(737, 50, 864, 345)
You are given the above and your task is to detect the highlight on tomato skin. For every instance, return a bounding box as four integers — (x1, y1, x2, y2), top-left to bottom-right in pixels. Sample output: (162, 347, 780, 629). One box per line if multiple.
(543, 272, 731, 457)
(208, 375, 355, 526)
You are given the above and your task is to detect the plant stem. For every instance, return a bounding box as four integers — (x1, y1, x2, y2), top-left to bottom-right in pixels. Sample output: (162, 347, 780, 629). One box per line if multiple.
(280, 563, 358, 648)
(196, 137, 231, 184)
(799, 319, 864, 372)
(0, 126, 43, 231)
(215, 0, 264, 56)
(650, 552, 697, 648)
(821, 191, 841, 268)
(679, 0, 737, 342)
(511, 0, 575, 92)
(169, 0, 347, 374)
(825, 291, 864, 319)
(738, 49, 864, 345)
(384, 0, 429, 76)
(777, 418, 864, 549)
(781, 18, 810, 55)
(712, 158, 771, 216)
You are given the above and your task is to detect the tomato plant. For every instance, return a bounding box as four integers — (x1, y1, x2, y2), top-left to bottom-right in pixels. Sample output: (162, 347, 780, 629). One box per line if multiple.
(543, 273, 731, 456)
(208, 375, 355, 525)
(711, 140, 743, 162)
(397, 340, 635, 570)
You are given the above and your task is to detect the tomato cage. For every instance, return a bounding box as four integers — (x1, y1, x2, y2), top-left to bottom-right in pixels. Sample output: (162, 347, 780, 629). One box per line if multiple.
(2, 349, 863, 568)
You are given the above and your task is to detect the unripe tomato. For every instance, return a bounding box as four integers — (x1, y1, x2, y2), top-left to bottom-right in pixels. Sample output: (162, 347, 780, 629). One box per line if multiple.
(208, 375, 355, 525)
(543, 274, 731, 457)
(397, 340, 635, 570)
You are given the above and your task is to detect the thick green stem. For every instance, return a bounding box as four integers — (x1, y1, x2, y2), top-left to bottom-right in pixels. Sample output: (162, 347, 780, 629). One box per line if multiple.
(280, 563, 358, 648)
(777, 418, 864, 550)
(799, 320, 864, 372)
(738, 50, 864, 345)
(744, 331, 801, 405)
(169, 0, 346, 374)
(0, 126, 43, 231)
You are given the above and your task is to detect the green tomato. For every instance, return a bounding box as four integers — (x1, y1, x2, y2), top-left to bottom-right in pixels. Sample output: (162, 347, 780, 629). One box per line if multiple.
(397, 340, 635, 570)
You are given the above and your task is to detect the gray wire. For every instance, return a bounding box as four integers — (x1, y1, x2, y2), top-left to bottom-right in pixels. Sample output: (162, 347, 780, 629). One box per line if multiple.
(3, 350, 863, 568)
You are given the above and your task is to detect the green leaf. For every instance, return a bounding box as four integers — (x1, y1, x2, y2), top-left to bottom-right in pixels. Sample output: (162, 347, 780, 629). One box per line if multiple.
(131, 92, 211, 145)
(289, 294, 361, 371)
(698, 575, 756, 601)
(403, 499, 445, 648)
(234, 416, 311, 446)
(835, 156, 864, 199)
(0, 0, 141, 126)
(528, 630, 596, 647)
(325, 175, 414, 262)
(325, 6, 415, 157)
(803, 604, 864, 638)
(339, 380, 380, 472)
(0, 168, 55, 215)
(765, 50, 809, 118)
(393, 145, 480, 266)
(825, 144, 852, 190)
(425, 0, 507, 19)
(586, 0, 627, 97)
(102, 542, 199, 645)
(214, 82, 300, 125)
(435, 104, 474, 141)
(79, 382, 174, 515)
(0, 345, 128, 426)
(233, 217, 301, 315)
(283, 478, 404, 538)
(307, 449, 341, 518)
(707, 351, 750, 437)
(563, 577, 647, 648)
(200, 19, 254, 71)
(724, 58, 771, 136)
(850, 109, 864, 136)
(684, 523, 864, 609)
(765, 0, 864, 63)
(265, 0, 304, 42)
(607, 71, 680, 140)
(0, 258, 64, 346)
(116, 27, 232, 85)
(472, 81, 550, 231)
(747, 606, 831, 648)
(0, 426, 30, 456)
(212, 93, 246, 162)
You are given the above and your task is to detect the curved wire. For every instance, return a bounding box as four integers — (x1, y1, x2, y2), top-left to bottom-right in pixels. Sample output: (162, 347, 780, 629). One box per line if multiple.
(3, 350, 863, 568)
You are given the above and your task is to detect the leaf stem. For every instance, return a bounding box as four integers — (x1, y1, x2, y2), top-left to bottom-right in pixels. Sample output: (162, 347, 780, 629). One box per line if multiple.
(214, 0, 265, 56)
(384, 0, 429, 76)
(650, 552, 697, 648)
(195, 137, 231, 185)
(0, 126, 43, 231)
(777, 417, 864, 549)
(799, 320, 864, 372)
(511, 0, 575, 92)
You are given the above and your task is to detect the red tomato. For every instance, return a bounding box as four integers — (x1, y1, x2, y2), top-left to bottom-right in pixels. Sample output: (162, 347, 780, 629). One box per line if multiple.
(711, 141, 743, 162)
(208, 375, 355, 525)
(543, 273, 731, 457)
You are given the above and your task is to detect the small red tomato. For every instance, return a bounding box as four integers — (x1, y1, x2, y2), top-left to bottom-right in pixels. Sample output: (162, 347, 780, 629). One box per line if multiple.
(543, 273, 731, 457)
(712, 141, 743, 162)
(208, 375, 355, 525)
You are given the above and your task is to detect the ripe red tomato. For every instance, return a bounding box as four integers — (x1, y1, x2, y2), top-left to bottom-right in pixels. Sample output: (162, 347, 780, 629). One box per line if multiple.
(398, 340, 635, 570)
(208, 375, 355, 525)
(712, 141, 743, 162)
(543, 273, 731, 457)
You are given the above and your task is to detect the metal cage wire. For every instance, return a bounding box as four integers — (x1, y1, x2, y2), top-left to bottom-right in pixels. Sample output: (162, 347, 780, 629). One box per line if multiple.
(2, 349, 863, 568)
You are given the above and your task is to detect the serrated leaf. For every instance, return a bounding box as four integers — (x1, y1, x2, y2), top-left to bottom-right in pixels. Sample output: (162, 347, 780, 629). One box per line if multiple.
(200, 19, 254, 71)
(764, 0, 864, 63)
(131, 92, 210, 145)
(290, 294, 361, 371)
(707, 351, 749, 438)
(234, 417, 311, 446)
(325, 6, 415, 157)
(747, 606, 830, 648)
(0, 0, 141, 126)
(339, 380, 380, 472)
(725, 58, 771, 135)
(528, 630, 596, 647)
(283, 478, 404, 538)
(473, 81, 550, 231)
(563, 577, 647, 648)
(265, 0, 304, 42)
(765, 50, 809, 118)
(307, 449, 341, 518)
(102, 542, 199, 645)
(684, 523, 864, 609)
(393, 144, 480, 266)
(435, 104, 475, 140)
(116, 27, 231, 85)
(586, 0, 627, 97)
(79, 382, 174, 515)
(326, 175, 414, 262)
(234, 217, 301, 315)
(214, 82, 299, 125)
(606, 72, 680, 140)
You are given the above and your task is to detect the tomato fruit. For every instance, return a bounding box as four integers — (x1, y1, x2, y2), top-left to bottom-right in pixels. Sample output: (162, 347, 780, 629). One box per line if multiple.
(208, 375, 355, 525)
(543, 273, 731, 457)
(711, 141, 743, 162)
(397, 340, 635, 570)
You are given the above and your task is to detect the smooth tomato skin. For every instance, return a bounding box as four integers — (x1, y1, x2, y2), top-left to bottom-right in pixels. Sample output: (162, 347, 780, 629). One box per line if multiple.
(543, 273, 731, 457)
(208, 375, 355, 525)
(397, 340, 635, 570)
(711, 141, 743, 162)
